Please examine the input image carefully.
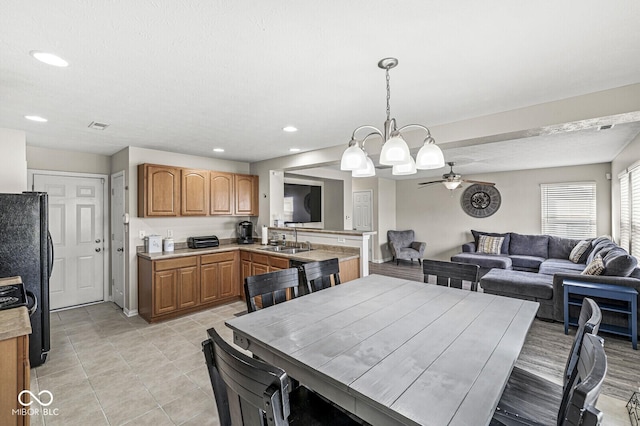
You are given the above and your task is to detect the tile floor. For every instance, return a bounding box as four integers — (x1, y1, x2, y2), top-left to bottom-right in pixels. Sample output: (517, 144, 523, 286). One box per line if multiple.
(30, 301, 247, 426)
(30, 299, 633, 425)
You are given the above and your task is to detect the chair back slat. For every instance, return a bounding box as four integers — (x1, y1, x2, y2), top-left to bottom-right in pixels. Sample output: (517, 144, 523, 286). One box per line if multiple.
(202, 328, 291, 426)
(558, 333, 607, 426)
(423, 259, 480, 291)
(562, 298, 602, 386)
(301, 258, 341, 293)
(244, 268, 300, 313)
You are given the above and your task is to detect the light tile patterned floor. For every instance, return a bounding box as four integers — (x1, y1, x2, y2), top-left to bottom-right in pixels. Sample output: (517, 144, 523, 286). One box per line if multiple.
(30, 300, 247, 426)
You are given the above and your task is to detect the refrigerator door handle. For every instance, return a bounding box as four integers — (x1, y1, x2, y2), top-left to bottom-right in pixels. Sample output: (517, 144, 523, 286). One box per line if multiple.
(47, 231, 54, 278)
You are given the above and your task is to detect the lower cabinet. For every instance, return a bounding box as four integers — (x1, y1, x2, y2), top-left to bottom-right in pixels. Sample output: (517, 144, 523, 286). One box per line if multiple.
(0, 309, 30, 426)
(138, 251, 239, 323)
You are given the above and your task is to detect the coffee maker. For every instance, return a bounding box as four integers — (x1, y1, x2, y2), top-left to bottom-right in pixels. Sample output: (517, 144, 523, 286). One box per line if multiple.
(237, 221, 254, 244)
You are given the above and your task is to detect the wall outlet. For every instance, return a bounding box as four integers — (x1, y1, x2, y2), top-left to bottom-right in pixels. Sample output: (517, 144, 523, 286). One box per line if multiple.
(338, 237, 346, 243)
(167, 230, 173, 238)
(139, 230, 146, 239)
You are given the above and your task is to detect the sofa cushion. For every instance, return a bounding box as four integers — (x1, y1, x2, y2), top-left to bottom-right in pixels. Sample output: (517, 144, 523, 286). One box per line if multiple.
(451, 253, 512, 270)
(509, 233, 549, 258)
(471, 230, 510, 254)
(587, 240, 617, 264)
(509, 255, 545, 270)
(582, 254, 605, 276)
(480, 269, 553, 300)
(548, 236, 581, 260)
(539, 258, 585, 275)
(568, 239, 592, 263)
(477, 235, 504, 255)
(602, 248, 638, 277)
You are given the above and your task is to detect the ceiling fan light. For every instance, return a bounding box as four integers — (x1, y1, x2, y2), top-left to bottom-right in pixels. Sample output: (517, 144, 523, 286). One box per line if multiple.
(340, 144, 367, 171)
(379, 135, 411, 165)
(352, 156, 376, 177)
(443, 180, 462, 190)
(392, 157, 417, 175)
(415, 140, 445, 169)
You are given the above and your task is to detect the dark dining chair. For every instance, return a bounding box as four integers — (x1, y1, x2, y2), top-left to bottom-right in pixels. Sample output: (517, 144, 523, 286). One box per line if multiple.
(492, 298, 604, 426)
(422, 259, 480, 291)
(301, 258, 341, 294)
(202, 327, 366, 426)
(244, 268, 301, 313)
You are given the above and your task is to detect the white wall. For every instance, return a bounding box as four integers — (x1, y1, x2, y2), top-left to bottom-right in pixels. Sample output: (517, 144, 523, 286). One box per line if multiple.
(27, 146, 111, 175)
(396, 163, 612, 261)
(611, 133, 640, 243)
(0, 128, 27, 192)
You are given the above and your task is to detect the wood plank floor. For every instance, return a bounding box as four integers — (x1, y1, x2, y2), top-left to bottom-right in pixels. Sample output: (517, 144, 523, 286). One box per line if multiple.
(369, 260, 640, 402)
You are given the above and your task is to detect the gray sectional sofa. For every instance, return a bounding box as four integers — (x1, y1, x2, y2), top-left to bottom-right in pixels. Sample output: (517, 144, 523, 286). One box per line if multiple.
(451, 232, 640, 329)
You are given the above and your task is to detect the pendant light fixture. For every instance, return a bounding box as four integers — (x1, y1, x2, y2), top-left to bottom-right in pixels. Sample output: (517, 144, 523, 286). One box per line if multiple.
(340, 58, 445, 176)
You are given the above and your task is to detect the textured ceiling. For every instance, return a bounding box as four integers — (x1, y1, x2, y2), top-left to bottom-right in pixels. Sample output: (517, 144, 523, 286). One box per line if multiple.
(1, 1, 640, 172)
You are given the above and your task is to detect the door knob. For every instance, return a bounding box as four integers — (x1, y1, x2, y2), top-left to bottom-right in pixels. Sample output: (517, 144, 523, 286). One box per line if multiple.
(95, 248, 101, 252)
(117, 248, 124, 252)
(95, 239, 101, 243)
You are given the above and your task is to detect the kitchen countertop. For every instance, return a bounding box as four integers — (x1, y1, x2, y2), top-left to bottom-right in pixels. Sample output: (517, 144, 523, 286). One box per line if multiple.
(268, 227, 376, 236)
(0, 276, 32, 341)
(137, 243, 360, 263)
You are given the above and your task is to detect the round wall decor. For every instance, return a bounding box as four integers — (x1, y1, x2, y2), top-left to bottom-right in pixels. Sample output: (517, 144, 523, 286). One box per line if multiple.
(461, 184, 501, 218)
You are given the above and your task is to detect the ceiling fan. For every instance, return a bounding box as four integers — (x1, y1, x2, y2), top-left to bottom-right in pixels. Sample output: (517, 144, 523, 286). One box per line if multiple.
(418, 162, 495, 190)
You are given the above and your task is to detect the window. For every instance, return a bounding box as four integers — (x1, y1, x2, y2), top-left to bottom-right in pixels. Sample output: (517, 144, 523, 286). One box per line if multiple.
(620, 171, 630, 252)
(621, 164, 640, 257)
(541, 182, 596, 239)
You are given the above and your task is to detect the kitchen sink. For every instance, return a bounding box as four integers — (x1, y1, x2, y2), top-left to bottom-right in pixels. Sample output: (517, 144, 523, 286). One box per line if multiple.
(259, 246, 312, 254)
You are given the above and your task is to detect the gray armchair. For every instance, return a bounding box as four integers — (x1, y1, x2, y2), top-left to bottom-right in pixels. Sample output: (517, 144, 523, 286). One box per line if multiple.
(387, 230, 426, 265)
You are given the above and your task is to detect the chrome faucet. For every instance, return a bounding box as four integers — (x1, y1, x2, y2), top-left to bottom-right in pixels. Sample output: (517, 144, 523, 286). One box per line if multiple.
(305, 241, 312, 251)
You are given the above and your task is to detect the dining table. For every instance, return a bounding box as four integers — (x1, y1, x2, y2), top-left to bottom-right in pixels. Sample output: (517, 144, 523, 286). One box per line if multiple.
(226, 274, 539, 426)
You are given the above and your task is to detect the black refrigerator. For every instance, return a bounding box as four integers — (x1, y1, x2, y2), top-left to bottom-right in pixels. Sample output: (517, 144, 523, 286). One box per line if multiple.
(0, 192, 52, 367)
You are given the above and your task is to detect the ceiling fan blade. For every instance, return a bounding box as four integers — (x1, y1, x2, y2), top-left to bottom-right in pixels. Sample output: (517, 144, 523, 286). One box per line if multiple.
(462, 179, 495, 186)
(417, 180, 445, 187)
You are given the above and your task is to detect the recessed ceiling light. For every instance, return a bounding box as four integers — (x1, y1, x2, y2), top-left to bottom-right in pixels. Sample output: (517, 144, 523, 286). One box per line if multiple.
(283, 126, 298, 132)
(24, 115, 48, 122)
(213, 148, 225, 153)
(289, 148, 301, 152)
(29, 50, 69, 67)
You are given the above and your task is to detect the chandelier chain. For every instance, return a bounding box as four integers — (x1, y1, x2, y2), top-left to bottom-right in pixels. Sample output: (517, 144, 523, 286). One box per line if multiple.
(385, 68, 391, 121)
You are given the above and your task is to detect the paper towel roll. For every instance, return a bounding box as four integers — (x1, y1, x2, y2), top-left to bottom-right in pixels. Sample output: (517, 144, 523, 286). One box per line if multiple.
(261, 225, 268, 245)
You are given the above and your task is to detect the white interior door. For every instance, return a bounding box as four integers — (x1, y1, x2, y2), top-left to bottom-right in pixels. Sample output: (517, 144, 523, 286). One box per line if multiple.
(33, 173, 106, 310)
(353, 190, 373, 231)
(111, 171, 125, 308)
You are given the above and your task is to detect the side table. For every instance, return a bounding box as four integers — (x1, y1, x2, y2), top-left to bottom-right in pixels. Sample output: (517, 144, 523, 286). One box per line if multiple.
(563, 279, 637, 350)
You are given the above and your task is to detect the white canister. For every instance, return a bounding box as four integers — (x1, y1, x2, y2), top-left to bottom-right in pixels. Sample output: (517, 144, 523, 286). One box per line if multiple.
(163, 238, 174, 252)
(145, 235, 163, 253)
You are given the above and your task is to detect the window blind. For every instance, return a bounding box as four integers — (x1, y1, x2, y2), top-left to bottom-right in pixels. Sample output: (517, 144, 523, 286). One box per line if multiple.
(631, 169, 640, 257)
(541, 182, 596, 239)
(620, 171, 630, 252)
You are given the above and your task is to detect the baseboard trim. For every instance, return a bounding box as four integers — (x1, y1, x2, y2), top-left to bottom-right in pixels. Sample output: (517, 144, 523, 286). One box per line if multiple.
(124, 308, 138, 317)
(370, 257, 393, 264)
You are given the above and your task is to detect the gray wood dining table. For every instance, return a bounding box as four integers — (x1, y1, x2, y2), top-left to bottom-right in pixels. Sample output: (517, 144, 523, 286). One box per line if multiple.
(226, 274, 539, 426)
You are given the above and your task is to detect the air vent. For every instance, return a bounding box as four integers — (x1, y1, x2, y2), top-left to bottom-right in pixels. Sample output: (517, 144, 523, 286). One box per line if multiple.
(597, 124, 614, 131)
(88, 121, 109, 130)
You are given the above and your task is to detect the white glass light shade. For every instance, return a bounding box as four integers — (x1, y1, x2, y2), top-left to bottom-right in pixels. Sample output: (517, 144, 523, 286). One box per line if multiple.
(379, 135, 411, 165)
(415, 140, 445, 169)
(340, 145, 367, 170)
(352, 156, 376, 177)
(443, 180, 462, 190)
(392, 157, 417, 175)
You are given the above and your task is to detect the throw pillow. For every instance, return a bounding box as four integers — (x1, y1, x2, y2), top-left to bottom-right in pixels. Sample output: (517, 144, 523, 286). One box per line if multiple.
(471, 230, 510, 254)
(581, 254, 604, 276)
(569, 240, 591, 263)
(477, 235, 505, 255)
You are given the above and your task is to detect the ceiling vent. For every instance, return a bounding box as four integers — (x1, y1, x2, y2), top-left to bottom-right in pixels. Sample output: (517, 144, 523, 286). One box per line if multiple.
(597, 124, 614, 131)
(88, 121, 109, 130)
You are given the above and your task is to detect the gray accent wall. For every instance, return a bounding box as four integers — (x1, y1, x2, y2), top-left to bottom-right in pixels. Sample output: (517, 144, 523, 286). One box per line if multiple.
(395, 163, 612, 261)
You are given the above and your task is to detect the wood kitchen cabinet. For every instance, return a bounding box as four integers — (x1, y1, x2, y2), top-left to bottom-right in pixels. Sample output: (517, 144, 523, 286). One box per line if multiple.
(201, 251, 239, 303)
(138, 251, 240, 323)
(234, 174, 259, 216)
(181, 169, 209, 216)
(138, 164, 181, 217)
(210, 171, 234, 215)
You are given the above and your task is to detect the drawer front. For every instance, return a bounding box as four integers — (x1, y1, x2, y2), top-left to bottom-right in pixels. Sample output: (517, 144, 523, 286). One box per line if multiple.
(269, 256, 290, 269)
(251, 253, 270, 265)
(155, 256, 197, 271)
(240, 251, 252, 261)
(201, 251, 236, 264)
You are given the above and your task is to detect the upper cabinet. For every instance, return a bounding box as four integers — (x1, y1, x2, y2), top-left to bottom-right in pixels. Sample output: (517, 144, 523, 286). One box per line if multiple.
(138, 164, 181, 217)
(234, 174, 259, 216)
(138, 163, 258, 217)
(210, 172, 234, 215)
(182, 169, 210, 216)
